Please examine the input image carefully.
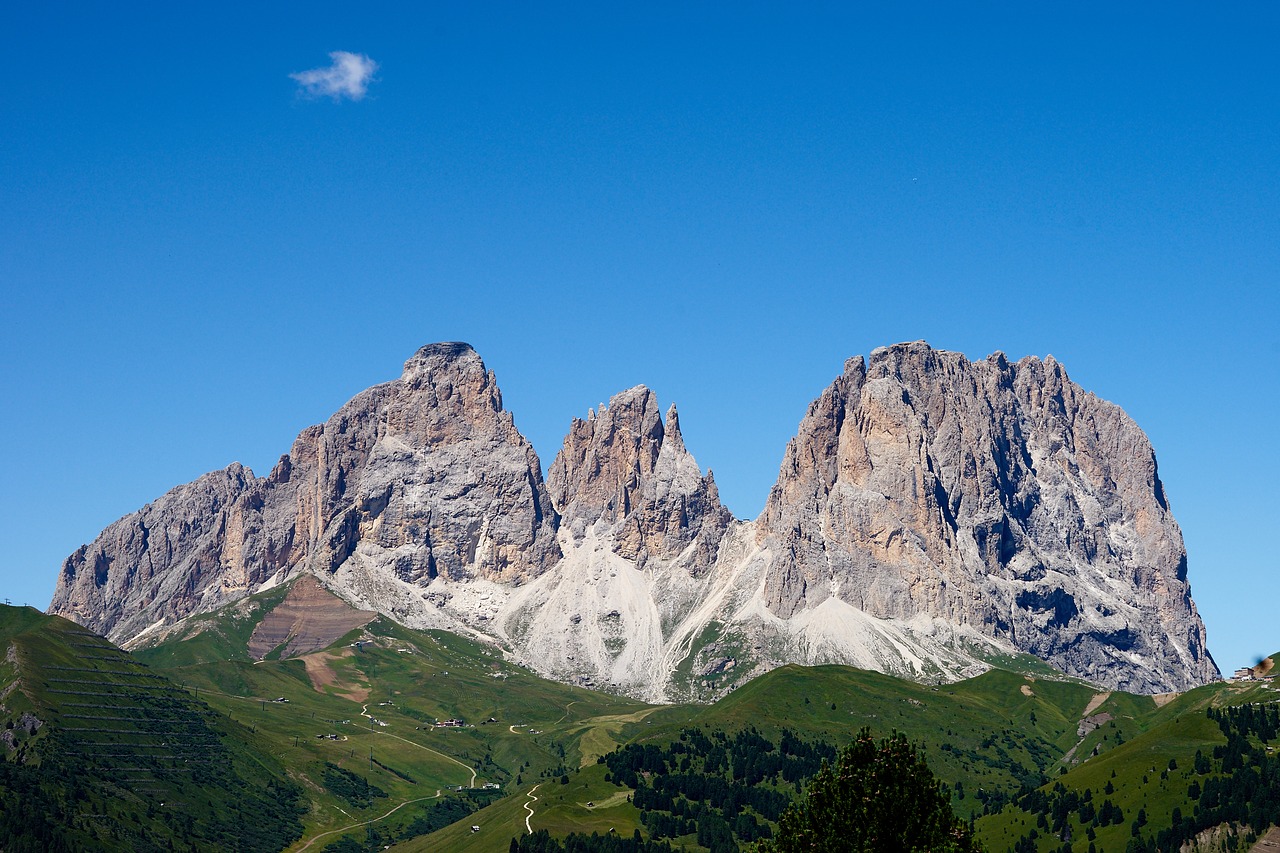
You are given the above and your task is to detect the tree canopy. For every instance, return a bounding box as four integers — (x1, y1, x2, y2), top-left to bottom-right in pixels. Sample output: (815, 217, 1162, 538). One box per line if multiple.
(757, 728, 982, 853)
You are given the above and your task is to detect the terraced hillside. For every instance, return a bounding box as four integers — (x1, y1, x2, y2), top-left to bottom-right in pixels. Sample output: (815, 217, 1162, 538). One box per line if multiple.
(0, 605, 303, 851)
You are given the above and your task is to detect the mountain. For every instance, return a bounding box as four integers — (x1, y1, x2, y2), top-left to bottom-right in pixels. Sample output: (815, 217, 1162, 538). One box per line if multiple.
(53, 342, 560, 646)
(753, 343, 1215, 693)
(48, 341, 1218, 699)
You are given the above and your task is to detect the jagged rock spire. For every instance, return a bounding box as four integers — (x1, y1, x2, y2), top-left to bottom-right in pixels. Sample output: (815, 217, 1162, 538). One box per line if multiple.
(547, 386, 731, 569)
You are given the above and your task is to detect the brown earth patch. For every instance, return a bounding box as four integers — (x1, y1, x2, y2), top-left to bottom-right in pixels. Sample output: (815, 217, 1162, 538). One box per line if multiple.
(1082, 691, 1111, 717)
(247, 575, 376, 661)
(1152, 691, 1179, 708)
(1253, 825, 1280, 852)
(301, 648, 369, 702)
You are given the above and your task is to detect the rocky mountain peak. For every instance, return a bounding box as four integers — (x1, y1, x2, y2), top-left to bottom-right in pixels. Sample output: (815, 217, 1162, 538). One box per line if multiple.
(663, 402, 685, 448)
(405, 340, 476, 364)
(757, 341, 1216, 692)
(392, 340, 513, 442)
(400, 341, 485, 394)
(547, 385, 663, 535)
(548, 386, 731, 568)
(50, 343, 561, 643)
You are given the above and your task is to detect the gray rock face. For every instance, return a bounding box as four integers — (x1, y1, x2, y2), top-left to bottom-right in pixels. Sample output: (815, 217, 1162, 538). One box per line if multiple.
(50, 343, 560, 643)
(48, 341, 1219, 696)
(502, 387, 736, 698)
(547, 386, 731, 570)
(756, 342, 1216, 692)
(56, 463, 265, 642)
(300, 342, 560, 587)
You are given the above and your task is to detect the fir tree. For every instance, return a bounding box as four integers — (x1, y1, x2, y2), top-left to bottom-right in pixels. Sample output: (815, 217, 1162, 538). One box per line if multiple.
(756, 728, 982, 853)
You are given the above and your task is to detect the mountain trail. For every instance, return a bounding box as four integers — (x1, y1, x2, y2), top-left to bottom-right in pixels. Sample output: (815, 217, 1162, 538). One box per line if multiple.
(355, 702, 477, 788)
(291, 790, 441, 852)
(524, 783, 541, 833)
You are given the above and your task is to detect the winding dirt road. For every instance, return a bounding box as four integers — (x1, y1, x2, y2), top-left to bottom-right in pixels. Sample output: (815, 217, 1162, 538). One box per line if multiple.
(523, 784, 541, 834)
(358, 703, 477, 787)
(293, 791, 442, 852)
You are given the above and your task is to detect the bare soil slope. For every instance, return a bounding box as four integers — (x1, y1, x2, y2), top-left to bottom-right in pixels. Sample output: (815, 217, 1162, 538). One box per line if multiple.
(1255, 827, 1280, 853)
(247, 575, 375, 660)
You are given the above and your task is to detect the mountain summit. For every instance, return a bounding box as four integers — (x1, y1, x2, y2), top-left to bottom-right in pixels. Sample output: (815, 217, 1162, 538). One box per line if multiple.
(753, 342, 1213, 692)
(49, 342, 1218, 699)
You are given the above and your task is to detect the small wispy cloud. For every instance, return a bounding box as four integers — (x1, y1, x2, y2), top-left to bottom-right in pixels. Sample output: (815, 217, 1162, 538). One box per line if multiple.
(290, 51, 378, 101)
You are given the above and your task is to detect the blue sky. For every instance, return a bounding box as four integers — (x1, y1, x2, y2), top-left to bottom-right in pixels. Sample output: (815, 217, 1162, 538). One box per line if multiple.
(2, 3, 1276, 674)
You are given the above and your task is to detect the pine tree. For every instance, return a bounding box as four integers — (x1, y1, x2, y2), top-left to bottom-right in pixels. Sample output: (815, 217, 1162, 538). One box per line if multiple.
(756, 728, 982, 853)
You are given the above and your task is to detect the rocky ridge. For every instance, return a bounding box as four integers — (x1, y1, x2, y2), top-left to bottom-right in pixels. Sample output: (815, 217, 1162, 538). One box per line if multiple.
(49, 342, 1219, 699)
(54, 343, 560, 647)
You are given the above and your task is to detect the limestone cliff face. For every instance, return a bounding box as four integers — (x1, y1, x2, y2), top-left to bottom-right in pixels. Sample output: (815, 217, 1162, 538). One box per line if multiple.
(300, 342, 560, 587)
(55, 464, 265, 642)
(48, 341, 1218, 697)
(546, 386, 732, 570)
(756, 341, 1216, 692)
(503, 387, 737, 698)
(50, 343, 560, 643)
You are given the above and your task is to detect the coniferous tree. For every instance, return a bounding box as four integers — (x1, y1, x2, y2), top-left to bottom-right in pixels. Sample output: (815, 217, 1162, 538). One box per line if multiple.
(756, 728, 982, 853)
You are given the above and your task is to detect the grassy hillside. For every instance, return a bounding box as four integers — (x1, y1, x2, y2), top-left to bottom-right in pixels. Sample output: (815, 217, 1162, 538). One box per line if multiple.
(0, 604, 303, 852)
(381, 663, 1125, 852)
(976, 676, 1280, 852)
(392, 661, 1280, 853)
(17, 582, 1277, 853)
(652, 664, 1106, 815)
(132, 582, 661, 850)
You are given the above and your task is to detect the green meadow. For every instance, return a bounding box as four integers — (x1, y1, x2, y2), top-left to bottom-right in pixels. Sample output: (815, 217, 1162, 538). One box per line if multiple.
(5, 585, 1277, 853)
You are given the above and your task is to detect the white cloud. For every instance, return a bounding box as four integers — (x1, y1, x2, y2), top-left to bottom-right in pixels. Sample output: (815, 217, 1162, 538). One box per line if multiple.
(290, 51, 378, 101)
